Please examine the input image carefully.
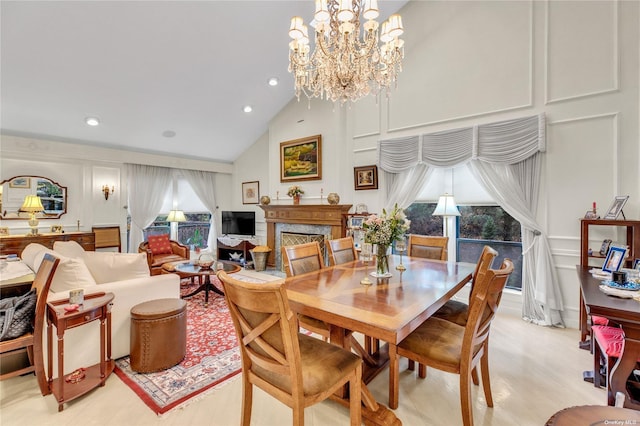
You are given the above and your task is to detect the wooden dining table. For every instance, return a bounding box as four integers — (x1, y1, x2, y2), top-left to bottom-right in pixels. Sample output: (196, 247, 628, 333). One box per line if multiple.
(285, 254, 475, 425)
(577, 265, 640, 409)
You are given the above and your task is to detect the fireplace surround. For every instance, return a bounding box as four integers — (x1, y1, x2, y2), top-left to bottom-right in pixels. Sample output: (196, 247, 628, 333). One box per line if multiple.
(259, 204, 352, 267)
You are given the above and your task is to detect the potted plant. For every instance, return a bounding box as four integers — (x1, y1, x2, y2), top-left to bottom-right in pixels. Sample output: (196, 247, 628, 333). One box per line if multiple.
(187, 229, 205, 253)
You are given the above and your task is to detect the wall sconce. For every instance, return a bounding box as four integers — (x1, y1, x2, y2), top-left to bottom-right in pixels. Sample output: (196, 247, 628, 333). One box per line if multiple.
(102, 185, 115, 200)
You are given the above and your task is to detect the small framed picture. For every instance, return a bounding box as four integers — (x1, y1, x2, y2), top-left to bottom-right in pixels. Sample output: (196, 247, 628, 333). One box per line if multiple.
(0, 227, 8, 236)
(354, 165, 378, 190)
(50, 225, 63, 233)
(599, 239, 612, 256)
(9, 177, 30, 189)
(602, 246, 627, 273)
(603, 195, 629, 220)
(584, 210, 599, 219)
(634, 259, 640, 271)
(242, 181, 259, 204)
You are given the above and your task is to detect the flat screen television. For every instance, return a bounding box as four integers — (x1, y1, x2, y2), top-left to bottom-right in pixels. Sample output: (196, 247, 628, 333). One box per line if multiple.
(221, 211, 256, 237)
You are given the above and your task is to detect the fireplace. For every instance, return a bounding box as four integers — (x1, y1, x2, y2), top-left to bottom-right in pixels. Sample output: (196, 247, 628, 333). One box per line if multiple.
(279, 231, 327, 271)
(259, 204, 352, 267)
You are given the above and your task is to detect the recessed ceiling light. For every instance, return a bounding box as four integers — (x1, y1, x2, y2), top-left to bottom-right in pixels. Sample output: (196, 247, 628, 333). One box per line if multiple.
(268, 77, 279, 86)
(85, 117, 100, 126)
(243, 105, 253, 113)
(162, 130, 176, 138)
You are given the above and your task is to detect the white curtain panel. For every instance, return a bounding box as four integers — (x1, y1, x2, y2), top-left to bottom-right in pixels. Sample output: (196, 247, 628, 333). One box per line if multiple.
(125, 164, 172, 253)
(181, 169, 218, 251)
(377, 113, 563, 326)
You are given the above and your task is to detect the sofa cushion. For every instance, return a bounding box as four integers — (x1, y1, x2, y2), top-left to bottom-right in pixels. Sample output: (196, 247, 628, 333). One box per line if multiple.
(21, 243, 48, 271)
(30, 249, 98, 293)
(83, 252, 150, 284)
(53, 240, 86, 258)
(147, 234, 173, 255)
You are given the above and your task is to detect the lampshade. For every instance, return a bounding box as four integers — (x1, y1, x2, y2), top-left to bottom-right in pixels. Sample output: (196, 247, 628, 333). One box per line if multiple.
(432, 194, 461, 217)
(167, 210, 187, 222)
(20, 195, 44, 212)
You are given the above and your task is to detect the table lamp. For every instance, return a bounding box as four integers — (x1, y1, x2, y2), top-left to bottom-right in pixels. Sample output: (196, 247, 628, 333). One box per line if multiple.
(167, 209, 186, 240)
(21, 195, 44, 235)
(432, 193, 461, 239)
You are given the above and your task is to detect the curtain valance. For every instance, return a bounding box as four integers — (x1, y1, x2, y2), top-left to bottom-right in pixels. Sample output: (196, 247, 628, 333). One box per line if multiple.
(378, 114, 545, 171)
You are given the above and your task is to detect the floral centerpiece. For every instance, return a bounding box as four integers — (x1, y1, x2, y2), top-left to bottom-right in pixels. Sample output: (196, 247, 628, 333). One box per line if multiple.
(287, 185, 304, 205)
(363, 204, 410, 276)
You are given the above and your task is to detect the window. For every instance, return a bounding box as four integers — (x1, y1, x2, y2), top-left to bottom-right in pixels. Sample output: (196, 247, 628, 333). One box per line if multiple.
(406, 165, 523, 290)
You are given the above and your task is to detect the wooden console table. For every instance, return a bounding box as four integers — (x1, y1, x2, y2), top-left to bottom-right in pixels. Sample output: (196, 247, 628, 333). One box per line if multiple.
(46, 292, 114, 412)
(0, 231, 95, 256)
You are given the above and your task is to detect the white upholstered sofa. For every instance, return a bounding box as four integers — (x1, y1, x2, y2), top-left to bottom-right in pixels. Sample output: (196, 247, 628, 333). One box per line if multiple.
(21, 241, 181, 377)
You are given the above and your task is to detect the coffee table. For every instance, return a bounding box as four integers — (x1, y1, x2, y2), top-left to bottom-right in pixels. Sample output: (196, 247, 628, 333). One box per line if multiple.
(174, 261, 240, 306)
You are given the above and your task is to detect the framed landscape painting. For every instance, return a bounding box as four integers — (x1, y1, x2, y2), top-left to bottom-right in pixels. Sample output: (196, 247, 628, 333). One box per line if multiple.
(280, 135, 322, 182)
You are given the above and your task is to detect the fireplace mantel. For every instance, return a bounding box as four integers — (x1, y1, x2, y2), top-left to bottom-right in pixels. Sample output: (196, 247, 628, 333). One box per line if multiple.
(259, 204, 352, 266)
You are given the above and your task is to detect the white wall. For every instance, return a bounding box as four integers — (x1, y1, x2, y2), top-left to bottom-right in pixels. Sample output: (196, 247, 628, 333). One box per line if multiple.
(234, 0, 640, 328)
(0, 135, 233, 250)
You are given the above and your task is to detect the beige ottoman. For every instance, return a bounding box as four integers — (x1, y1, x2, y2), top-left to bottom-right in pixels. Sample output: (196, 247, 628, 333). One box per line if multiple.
(130, 298, 187, 373)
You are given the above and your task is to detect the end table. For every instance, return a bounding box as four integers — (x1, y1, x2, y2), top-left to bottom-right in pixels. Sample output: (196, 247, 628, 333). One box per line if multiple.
(46, 292, 114, 412)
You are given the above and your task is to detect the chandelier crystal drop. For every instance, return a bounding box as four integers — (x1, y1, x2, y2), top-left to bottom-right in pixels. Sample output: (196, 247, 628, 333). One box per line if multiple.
(288, 0, 404, 104)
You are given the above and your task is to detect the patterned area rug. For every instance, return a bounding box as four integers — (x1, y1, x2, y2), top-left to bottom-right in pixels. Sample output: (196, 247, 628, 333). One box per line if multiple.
(114, 275, 260, 415)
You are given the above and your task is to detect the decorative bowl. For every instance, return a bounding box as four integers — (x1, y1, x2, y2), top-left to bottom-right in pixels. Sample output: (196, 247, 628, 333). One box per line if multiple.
(198, 253, 216, 270)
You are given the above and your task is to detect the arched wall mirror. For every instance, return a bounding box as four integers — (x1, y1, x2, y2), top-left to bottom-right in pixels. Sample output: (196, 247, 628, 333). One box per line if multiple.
(0, 176, 68, 220)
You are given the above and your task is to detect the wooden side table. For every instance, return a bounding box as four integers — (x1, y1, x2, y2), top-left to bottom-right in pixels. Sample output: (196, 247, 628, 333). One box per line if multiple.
(46, 292, 114, 412)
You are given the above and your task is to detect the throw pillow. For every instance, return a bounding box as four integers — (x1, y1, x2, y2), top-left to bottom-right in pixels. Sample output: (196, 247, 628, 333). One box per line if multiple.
(20, 243, 48, 271)
(53, 240, 86, 258)
(31, 250, 97, 293)
(147, 234, 173, 255)
(83, 252, 150, 284)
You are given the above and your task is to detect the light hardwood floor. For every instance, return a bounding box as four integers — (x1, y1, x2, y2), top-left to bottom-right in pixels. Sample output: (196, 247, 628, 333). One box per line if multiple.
(1, 313, 605, 425)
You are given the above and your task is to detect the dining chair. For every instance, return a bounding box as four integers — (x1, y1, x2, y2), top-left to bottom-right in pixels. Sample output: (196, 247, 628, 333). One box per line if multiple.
(0, 253, 60, 396)
(396, 258, 514, 426)
(281, 242, 328, 339)
(433, 245, 498, 326)
(216, 271, 362, 426)
(407, 234, 449, 260)
(326, 237, 357, 266)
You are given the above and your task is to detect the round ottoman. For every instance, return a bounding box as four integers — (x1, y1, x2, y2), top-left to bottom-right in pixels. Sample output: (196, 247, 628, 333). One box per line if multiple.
(130, 298, 187, 373)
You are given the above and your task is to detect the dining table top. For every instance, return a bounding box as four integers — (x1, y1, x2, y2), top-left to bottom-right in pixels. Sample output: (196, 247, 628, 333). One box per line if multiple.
(576, 265, 640, 323)
(285, 254, 476, 344)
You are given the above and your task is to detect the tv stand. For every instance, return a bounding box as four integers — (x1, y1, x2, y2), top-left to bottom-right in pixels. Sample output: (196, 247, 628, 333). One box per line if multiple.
(217, 238, 256, 265)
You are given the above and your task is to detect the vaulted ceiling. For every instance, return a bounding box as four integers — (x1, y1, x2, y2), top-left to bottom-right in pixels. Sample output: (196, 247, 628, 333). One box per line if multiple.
(1, 1, 407, 163)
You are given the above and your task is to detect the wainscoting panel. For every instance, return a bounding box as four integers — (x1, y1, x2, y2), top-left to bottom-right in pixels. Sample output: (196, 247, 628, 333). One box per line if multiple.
(387, 0, 532, 132)
(545, 0, 618, 104)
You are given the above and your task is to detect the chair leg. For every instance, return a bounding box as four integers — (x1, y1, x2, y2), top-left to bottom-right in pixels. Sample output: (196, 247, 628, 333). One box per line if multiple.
(241, 377, 253, 426)
(471, 366, 479, 386)
(408, 359, 415, 371)
(460, 368, 474, 426)
(480, 351, 493, 408)
(292, 402, 304, 426)
(349, 364, 362, 426)
(593, 337, 603, 388)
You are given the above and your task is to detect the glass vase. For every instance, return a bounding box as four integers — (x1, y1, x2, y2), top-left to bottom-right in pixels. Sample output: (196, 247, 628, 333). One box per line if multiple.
(375, 244, 390, 277)
(293, 195, 300, 205)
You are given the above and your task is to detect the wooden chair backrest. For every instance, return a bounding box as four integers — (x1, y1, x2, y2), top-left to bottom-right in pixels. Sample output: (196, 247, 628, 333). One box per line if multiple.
(31, 253, 60, 393)
(327, 237, 357, 266)
(469, 245, 498, 300)
(407, 235, 449, 260)
(92, 226, 122, 252)
(281, 241, 324, 277)
(463, 259, 514, 362)
(217, 271, 304, 399)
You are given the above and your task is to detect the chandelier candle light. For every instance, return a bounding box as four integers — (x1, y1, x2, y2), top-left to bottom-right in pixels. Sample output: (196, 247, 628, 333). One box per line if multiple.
(288, 0, 405, 104)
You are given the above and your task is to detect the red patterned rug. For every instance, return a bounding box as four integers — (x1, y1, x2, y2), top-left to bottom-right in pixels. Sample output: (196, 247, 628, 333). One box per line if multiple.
(114, 276, 249, 415)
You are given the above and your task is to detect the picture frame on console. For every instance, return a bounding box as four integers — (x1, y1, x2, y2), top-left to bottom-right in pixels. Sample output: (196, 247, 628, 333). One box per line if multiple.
(603, 195, 629, 220)
(280, 135, 322, 182)
(354, 165, 378, 190)
(242, 181, 259, 205)
(602, 246, 626, 273)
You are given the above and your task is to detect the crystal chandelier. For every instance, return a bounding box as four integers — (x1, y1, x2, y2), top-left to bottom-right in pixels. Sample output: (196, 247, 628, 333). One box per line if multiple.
(288, 0, 404, 104)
